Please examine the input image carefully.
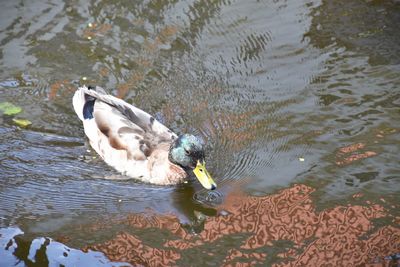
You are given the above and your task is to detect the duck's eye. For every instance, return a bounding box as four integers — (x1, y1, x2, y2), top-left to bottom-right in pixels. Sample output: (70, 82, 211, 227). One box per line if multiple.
(184, 149, 190, 156)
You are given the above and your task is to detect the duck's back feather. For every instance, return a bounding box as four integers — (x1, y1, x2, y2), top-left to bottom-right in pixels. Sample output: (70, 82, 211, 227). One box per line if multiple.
(73, 86, 186, 185)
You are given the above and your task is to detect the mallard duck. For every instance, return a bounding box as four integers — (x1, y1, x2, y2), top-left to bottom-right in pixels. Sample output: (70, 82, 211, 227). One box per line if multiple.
(72, 86, 217, 190)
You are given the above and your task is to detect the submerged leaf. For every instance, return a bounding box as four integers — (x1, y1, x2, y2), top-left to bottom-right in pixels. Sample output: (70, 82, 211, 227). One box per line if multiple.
(0, 102, 22, 115)
(12, 118, 32, 127)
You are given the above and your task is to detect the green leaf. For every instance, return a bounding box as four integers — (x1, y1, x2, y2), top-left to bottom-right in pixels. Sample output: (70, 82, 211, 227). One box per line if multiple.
(0, 102, 22, 115)
(12, 118, 32, 127)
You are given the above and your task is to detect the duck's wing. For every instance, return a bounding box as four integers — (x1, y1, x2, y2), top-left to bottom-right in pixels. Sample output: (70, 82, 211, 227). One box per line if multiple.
(75, 86, 177, 161)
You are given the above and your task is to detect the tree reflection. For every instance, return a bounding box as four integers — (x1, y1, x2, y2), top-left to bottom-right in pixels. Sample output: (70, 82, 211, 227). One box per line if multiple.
(86, 184, 399, 266)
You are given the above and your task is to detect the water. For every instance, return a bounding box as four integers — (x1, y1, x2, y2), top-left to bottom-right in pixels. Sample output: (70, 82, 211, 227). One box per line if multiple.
(0, 0, 399, 266)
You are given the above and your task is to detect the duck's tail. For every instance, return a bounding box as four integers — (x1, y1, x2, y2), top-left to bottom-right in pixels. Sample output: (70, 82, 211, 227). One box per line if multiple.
(72, 86, 87, 121)
(73, 86, 107, 121)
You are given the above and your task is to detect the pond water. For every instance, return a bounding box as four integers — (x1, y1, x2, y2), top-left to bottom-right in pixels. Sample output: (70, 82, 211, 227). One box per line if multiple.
(0, 0, 399, 266)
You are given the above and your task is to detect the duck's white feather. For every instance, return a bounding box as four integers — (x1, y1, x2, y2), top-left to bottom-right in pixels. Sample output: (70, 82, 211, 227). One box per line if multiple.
(73, 86, 186, 185)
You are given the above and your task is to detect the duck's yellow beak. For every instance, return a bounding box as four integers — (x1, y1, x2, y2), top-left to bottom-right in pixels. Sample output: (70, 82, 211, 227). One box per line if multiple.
(193, 160, 217, 190)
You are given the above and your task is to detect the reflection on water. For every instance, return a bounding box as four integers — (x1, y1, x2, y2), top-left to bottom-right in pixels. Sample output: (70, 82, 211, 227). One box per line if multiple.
(0, 227, 129, 266)
(80, 184, 399, 266)
(0, 0, 399, 265)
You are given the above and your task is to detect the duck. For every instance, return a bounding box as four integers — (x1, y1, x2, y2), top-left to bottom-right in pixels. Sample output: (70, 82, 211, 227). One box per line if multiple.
(72, 86, 217, 190)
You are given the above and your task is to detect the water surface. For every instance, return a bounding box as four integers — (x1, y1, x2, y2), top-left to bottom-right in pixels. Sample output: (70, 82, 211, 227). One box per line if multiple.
(0, 0, 399, 266)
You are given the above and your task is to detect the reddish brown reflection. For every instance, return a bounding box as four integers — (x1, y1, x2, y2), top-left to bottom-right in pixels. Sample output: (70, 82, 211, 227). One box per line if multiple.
(48, 79, 76, 100)
(90, 231, 180, 266)
(338, 142, 365, 153)
(86, 185, 399, 266)
(335, 142, 377, 166)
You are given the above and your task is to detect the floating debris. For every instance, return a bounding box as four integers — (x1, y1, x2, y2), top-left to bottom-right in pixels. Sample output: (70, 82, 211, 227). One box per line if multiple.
(12, 118, 32, 127)
(299, 157, 305, 162)
(0, 102, 22, 115)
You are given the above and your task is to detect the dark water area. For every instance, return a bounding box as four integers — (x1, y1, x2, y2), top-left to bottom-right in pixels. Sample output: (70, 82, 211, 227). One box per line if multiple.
(0, 0, 399, 266)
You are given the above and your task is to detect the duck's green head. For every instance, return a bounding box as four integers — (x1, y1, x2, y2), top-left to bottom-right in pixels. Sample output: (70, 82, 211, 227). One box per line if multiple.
(169, 134, 217, 190)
